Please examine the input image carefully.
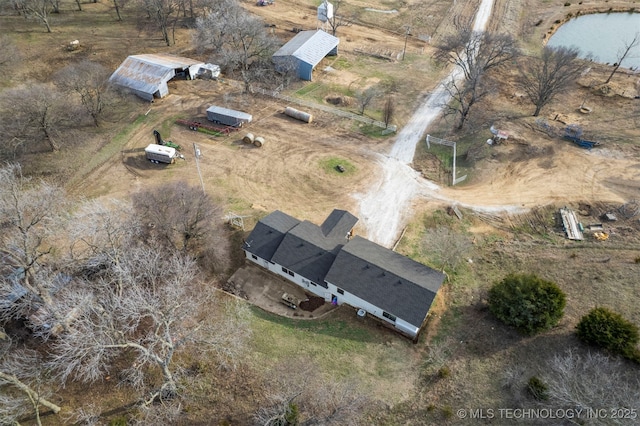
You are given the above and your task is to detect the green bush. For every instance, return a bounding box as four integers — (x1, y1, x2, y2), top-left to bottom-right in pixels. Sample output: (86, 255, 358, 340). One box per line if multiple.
(442, 405, 453, 419)
(437, 366, 451, 379)
(576, 307, 640, 360)
(488, 273, 566, 334)
(527, 376, 549, 401)
(285, 402, 300, 425)
(109, 417, 128, 426)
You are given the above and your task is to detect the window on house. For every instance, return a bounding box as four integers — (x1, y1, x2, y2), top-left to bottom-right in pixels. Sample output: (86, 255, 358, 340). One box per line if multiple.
(251, 254, 258, 260)
(383, 311, 396, 322)
(320, 281, 328, 289)
(288, 270, 295, 277)
(310, 281, 317, 286)
(337, 288, 344, 295)
(282, 267, 288, 274)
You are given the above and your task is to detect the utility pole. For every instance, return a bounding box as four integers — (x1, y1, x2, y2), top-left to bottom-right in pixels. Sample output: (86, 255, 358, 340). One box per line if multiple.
(193, 143, 205, 193)
(402, 25, 410, 61)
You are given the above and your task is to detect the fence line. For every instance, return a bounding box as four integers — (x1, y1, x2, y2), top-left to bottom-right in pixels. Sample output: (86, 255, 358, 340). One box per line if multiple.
(253, 87, 397, 132)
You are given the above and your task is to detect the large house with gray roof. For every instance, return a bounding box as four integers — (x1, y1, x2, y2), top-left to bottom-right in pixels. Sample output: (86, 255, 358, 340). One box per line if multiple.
(272, 29, 339, 81)
(243, 209, 445, 339)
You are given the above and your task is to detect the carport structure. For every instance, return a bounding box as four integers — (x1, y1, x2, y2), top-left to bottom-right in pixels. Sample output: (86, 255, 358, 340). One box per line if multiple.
(272, 29, 339, 81)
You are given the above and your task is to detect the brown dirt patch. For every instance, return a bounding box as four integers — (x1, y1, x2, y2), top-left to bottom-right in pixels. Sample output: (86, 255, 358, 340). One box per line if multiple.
(299, 294, 325, 312)
(227, 264, 336, 319)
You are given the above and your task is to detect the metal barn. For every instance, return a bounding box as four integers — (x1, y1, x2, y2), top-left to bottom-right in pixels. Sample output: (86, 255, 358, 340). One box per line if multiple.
(272, 30, 339, 81)
(109, 54, 204, 101)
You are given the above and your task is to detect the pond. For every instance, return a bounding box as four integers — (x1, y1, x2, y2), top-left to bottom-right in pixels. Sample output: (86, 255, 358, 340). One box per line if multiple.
(546, 12, 640, 69)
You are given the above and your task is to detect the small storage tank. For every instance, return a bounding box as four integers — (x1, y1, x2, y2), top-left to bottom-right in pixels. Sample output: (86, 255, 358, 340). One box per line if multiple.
(243, 133, 255, 144)
(317, 1, 333, 22)
(253, 136, 265, 147)
(284, 106, 313, 123)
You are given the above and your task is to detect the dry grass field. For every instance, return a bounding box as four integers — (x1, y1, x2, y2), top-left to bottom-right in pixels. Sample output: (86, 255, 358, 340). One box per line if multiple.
(2, 0, 640, 424)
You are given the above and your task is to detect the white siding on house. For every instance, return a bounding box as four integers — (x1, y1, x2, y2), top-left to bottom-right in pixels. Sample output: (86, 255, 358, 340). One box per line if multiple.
(299, 277, 327, 300)
(244, 250, 420, 337)
(244, 250, 328, 299)
(325, 279, 419, 337)
(246, 251, 271, 270)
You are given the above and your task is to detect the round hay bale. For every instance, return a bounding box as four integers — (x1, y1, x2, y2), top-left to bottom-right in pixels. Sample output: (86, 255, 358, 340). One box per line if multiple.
(284, 106, 313, 123)
(254, 136, 265, 147)
(242, 133, 255, 144)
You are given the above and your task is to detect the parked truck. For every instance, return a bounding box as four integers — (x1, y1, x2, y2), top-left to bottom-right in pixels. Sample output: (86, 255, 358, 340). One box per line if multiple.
(206, 105, 252, 128)
(145, 144, 178, 164)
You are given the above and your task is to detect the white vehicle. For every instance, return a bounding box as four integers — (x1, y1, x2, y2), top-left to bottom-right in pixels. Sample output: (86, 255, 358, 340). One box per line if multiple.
(145, 144, 177, 164)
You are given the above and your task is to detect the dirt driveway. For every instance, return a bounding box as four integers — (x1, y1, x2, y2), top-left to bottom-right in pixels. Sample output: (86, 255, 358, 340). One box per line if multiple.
(68, 0, 640, 245)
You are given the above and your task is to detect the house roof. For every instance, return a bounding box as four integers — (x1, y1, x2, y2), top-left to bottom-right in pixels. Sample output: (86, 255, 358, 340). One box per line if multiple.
(271, 218, 352, 285)
(244, 210, 356, 285)
(244, 209, 444, 329)
(325, 236, 445, 328)
(320, 209, 358, 238)
(244, 211, 300, 261)
(272, 30, 339, 67)
(109, 53, 203, 97)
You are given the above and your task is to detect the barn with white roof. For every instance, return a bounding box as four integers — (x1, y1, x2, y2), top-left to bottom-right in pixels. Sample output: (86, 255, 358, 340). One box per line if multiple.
(109, 53, 204, 101)
(272, 30, 339, 81)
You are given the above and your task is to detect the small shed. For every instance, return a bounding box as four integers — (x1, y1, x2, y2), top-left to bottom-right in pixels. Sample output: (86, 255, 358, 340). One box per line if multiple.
(109, 53, 204, 101)
(272, 30, 339, 81)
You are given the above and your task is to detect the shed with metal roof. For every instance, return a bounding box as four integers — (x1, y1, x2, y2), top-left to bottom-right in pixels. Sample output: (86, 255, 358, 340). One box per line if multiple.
(272, 30, 339, 81)
(109, 53, 204, 101)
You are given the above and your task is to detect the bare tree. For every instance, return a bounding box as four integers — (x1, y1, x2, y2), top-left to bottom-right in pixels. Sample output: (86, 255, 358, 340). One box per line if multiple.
(254, 378, 368, 426)
(422, 226, 472, 276)
(49, 253, 250, 405)
(0, 164, 71, 331)
(254, 361, 369, 426)
(605, 32, 640, 84)
(355, 86, 380, 115)
(195, 0, 279, 92)
(131, 181, 220, 254)
(0, 336, 61, 425)
(67, 199, 142, 296)
(382, 95, 395, 128)
(543, 349, 640, 412)
(325, 0, 354, 37)
(142, 0, 179, 46)
(0, 83, 77, 152)
(50, 270, 247, 405)
(11, 0, 53, 32)
(435, 29, 518, 129)
(54, 61, 114, 127)
(63, 403, 102, 426)
(113, 0, 123, 20)
(440, 71, 489, 130)
(517, 46, 583, 117)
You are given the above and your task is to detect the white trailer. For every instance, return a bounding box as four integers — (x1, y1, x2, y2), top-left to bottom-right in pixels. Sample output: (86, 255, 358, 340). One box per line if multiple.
(145, 144, 177, 164)
(206, 105, 252, 127)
